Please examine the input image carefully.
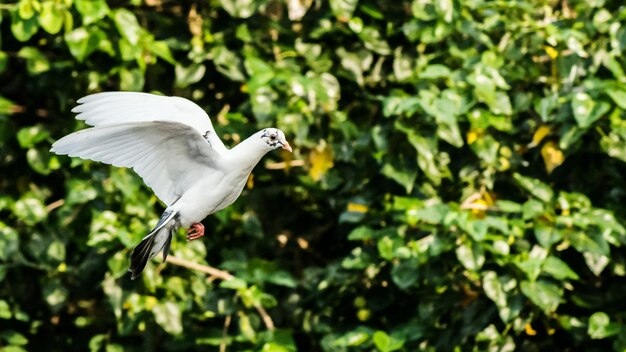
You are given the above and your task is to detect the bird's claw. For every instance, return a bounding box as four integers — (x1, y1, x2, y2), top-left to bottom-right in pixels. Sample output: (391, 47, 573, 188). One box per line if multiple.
(186, 223, 205, 241)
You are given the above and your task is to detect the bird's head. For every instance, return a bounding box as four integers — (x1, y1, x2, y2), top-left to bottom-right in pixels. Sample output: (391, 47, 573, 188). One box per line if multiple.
(259, 128, 292, 152)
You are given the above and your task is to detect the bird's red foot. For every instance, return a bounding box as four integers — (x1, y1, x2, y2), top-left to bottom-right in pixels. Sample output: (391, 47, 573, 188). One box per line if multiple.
(186, 223, 205, 241)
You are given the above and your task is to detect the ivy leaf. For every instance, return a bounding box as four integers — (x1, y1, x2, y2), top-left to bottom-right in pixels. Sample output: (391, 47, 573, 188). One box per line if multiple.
(64, 27, 102, 62)
(75, 0, 110, 25)
(373, 331, 404, 352)
(11, 9, 39, 42)
(38, 2, 64, 35)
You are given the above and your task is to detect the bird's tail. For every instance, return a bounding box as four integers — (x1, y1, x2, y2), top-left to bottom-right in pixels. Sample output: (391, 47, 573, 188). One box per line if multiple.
(129, 210, 178, 280)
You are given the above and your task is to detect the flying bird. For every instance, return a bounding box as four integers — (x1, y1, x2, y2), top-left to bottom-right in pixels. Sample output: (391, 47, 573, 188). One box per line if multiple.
(51, 92, 292, 279)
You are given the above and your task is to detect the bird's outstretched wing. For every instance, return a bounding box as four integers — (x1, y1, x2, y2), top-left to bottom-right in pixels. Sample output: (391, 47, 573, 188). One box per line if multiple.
(72, 92, 228, 154)
(51, 121, 223, 206)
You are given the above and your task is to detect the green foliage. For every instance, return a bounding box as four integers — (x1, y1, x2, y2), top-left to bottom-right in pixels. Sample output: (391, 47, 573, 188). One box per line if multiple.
(1, 0, 626, 350)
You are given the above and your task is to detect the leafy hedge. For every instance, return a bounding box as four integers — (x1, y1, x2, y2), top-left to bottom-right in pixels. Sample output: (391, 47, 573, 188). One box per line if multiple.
(2, 0, 626, 350)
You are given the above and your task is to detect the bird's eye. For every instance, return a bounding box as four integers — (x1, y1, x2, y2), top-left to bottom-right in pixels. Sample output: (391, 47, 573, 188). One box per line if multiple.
(270, 134, 276, 141)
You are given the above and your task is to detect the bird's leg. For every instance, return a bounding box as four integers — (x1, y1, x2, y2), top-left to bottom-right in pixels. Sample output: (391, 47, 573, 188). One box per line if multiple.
(186, 223, 205, 241)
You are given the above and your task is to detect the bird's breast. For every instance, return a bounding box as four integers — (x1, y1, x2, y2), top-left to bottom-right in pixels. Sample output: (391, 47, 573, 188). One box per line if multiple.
(174, 168, 252, 227)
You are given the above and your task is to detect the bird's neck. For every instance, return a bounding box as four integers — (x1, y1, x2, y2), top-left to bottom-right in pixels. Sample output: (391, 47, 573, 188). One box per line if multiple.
(227, 137, 269, 172)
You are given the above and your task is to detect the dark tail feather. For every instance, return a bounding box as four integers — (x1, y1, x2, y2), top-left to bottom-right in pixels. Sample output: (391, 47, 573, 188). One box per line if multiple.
(129, 210, 177, 280)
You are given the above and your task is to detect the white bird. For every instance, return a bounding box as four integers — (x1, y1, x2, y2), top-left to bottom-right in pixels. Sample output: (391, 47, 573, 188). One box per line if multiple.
(51, 92, 292, 279)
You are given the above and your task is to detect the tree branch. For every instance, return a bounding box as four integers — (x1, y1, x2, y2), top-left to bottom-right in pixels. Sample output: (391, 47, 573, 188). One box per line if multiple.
(165, 255, 234, 281)
(254, 304, 275, 331)
(164, 255, 275, 331)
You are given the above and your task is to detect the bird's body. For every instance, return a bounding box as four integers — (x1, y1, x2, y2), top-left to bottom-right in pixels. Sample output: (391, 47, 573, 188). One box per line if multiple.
(51, 92, 291, 279)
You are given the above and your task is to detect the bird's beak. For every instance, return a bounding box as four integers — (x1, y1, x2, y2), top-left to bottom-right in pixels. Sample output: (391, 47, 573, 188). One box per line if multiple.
(282, 141, 293, 153)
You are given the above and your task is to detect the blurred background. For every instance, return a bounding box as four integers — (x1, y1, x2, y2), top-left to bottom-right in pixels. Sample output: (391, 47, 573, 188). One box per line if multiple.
(2, 0, 626, 350)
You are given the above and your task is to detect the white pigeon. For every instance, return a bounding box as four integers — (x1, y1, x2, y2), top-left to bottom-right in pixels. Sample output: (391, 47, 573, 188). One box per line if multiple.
(51, 92, 292, 279)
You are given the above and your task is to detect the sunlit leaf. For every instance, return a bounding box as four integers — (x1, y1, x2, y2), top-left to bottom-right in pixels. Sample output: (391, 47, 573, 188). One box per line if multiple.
(520, 280, 562, 313)
(38, 2, 64, 35)
(153, 302, 183, 335)
(373, 331, 404, 352)
(112, 9, 142, 45)
(588, 312, 620, 339)
(10, 9, 38, 42)
(75, 0, 110, 25)
(330, 0, 358, 21)
(541, 141, 564, 174)
(308, 140, 334, 181)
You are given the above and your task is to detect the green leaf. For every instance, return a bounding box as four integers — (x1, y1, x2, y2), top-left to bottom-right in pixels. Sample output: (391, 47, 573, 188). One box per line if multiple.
(0, 51, 8, 74)
(75, 0, 110, 25)
(11, 9, 39, 42)
(572, 92, 609, 128)
(514, 245, 547, 281)
(456, 241, 485, 271)
(520, 279, 562, 313)
(0, 300, 11, 319)
(219, 0, 260, 18)
(46, 240, 66, 263)
(543, 256, 579, 280)
(0, 224, 19, 261)
(38, 2, 64, 35)
(13, 196, 47, 225)
(266, 271, 297, 288)
(17, 46, 50, 74)
(119, 67, 145, 91)
(513, 173, 554, 203)
(482, 271, 506, 307)
(569, 230, 610, 256)
(377, 236, 396, 260)
(18, 0, 36, 19)
(373, 331, 404, 352)
(0, 331, 28, 346)
(391, 260, 419, 289)
(397, 122, 451, 184)
(210, 46, 245, 81)
(148, 41, 175, 65)
(175, 63, 206, 88)
(238, 311, 257, 342)
(64, 27, 102, 62)
(153, 302, 183, 335)
(420, 64, 451, 79)
(606, 88, 626, 109)
(357, 26, 391, 55)
(583, 252, 609, 276)
(112, 9, 142, 45)
(26, 148, 52, 175)
(348, 226, 376, 240)
(17, 125, 49, 148)
(571, 92, 593, 125)
(588, 312, 621, 339)
(66, 180, 98, 205)
(534, 224, 562, 248)
(381, 156, 418, 193)
(42, 279, 69, 313)
(330, 0, 358, 20)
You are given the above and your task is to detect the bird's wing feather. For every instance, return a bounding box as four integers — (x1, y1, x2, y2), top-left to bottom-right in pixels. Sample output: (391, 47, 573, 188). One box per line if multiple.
(51, 121, 223, 206)
(72, 92, 228, 154)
